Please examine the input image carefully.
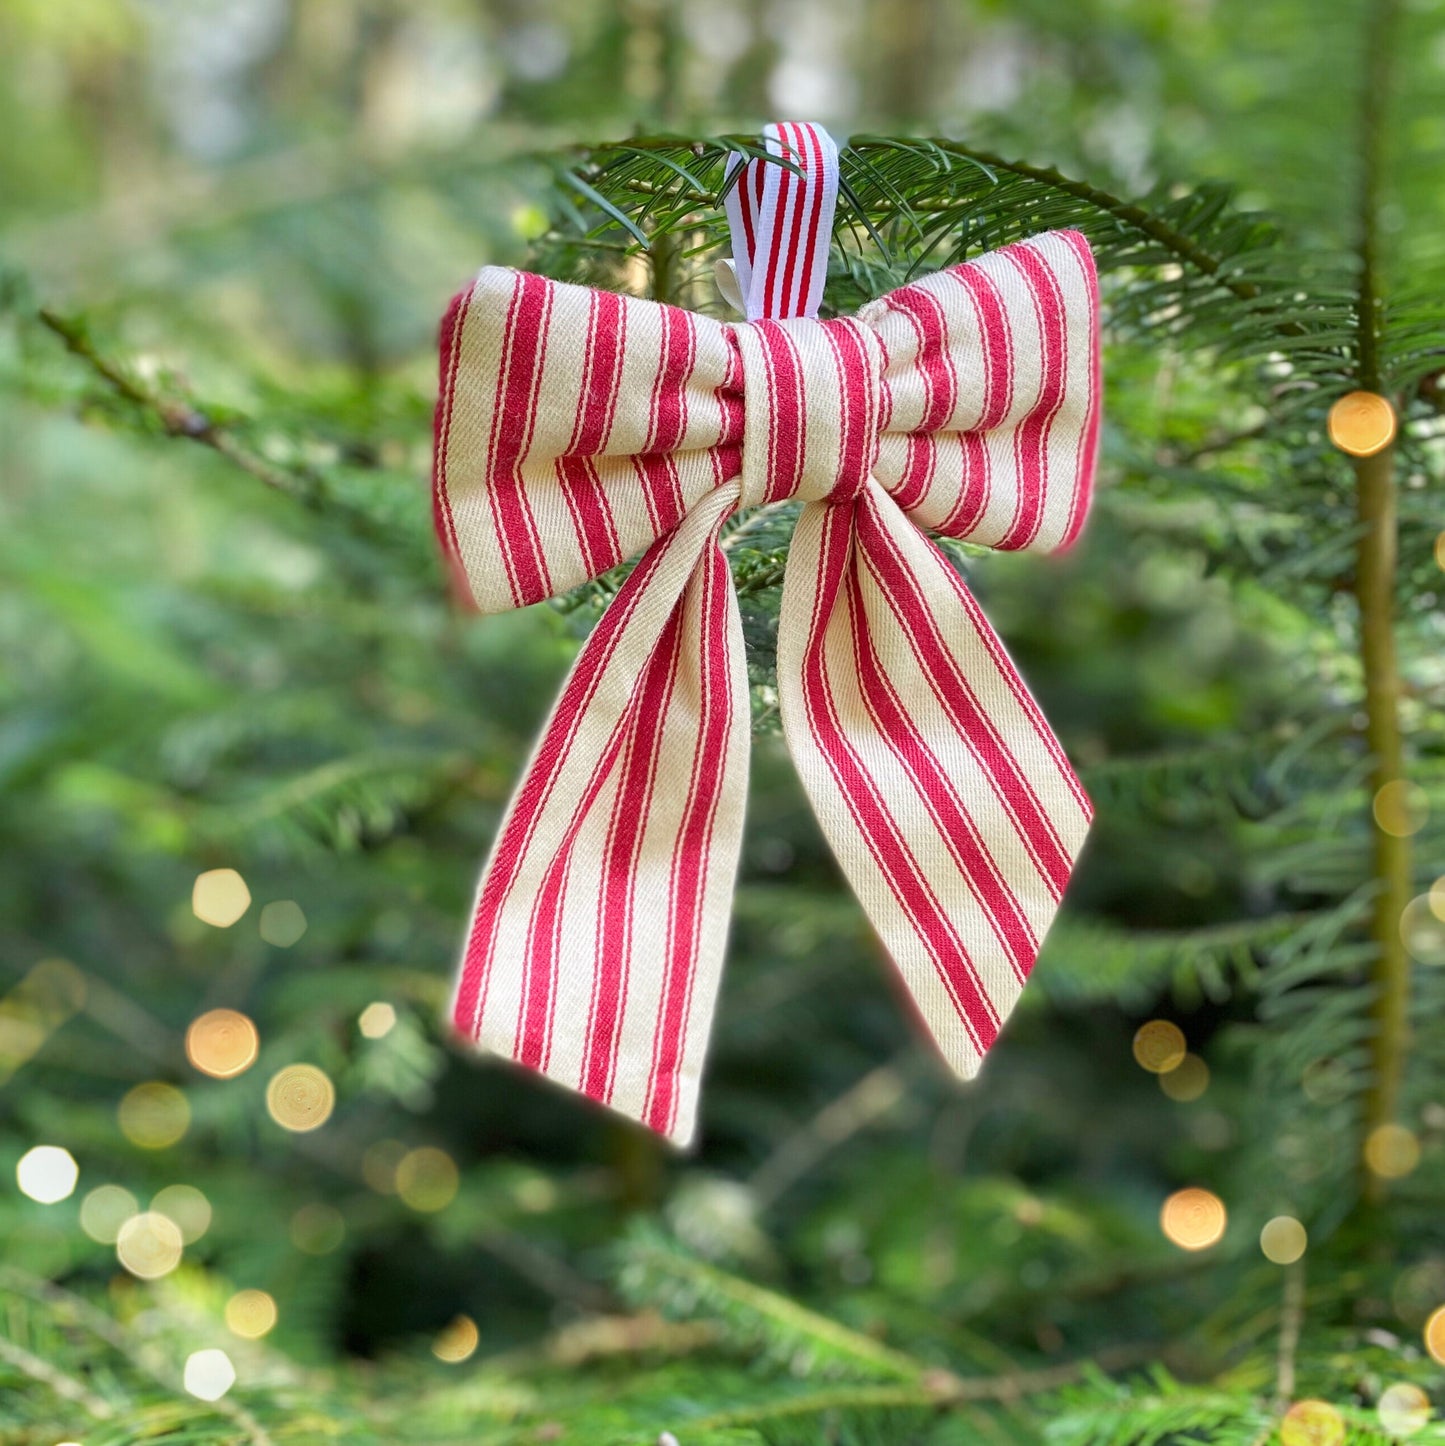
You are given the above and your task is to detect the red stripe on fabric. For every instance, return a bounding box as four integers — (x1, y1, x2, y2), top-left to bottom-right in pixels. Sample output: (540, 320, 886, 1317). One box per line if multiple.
(855, 496, 1075, 898)
(756, 322, 807, 504)
(1057, 230, 1101, 551)
(635, 305, 699, 534)
(763, 130, 797, 319)
(930, 549, 1094, 823)
(939, 261, 1014, 538)
(844, 564, 1037, 980)
(821, 321, 879, 501)
(996, 242, 1068, 551)
(886, 282, 958, 434)
(645, 536, 736, 1135)
(514, 611, 684, 1071)
(581, 610, 686, 1100)
(774, 123, 815, 320)
(556, 289, 626, 575)
(793, 124, 829, 318)
(451, 532, 675, 1039)
(488, 272, 556, 605)
(736, 158, 757, 267)
(432, 283, 477, 606)
(798, 502, 997, 1052)
(892, 434, 937, 513)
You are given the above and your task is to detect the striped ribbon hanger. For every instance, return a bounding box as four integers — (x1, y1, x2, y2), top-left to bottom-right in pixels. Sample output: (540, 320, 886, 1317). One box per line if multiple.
(434, 122, 1101, 1146)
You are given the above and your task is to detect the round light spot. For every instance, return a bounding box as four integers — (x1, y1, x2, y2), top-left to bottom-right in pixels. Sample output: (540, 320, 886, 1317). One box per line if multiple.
(1425, 1305, 1445, 1365)
(290, 1202, 346, 1255)
(1365, 1123, 1420, 1180)
(362, 1139, 407, 1195)
(1261, 1215, 1308, 1265)
(152, 1184, 211, 1243)
(1327, 391, 1396, 458)
(1160, 1053, 1210, 1102)
(1281, 1399, 1345, 1446)
(358, 1002, 397, 1040)
(1133, 1020, 1187, 1074)
(266, 1065, 335, 1132)
(116, 1211, 183, 1279)
(1436, 531, 1445, 573)
(1401, 895, 1445, 966)
(396, 1147, 459, 1214)
(1429, 876, 1445, 922)
(432, 1313, 479, 1363)
(1373, 781, 1427, 838)
(1377, 1383, 1431, 1437)
(80, 1184, 138, 1243)
(183, 1348, 236, 1402)
(192, 869, 251, 928)
(1160, 1188, 1227, 1251)
(225, 1289, 278, 1340)
(16, 1145, 78, 1204)
(185, 1009, 259, 1079)
(259, 901, 307, 948)
(118, 1082, 190, 1149)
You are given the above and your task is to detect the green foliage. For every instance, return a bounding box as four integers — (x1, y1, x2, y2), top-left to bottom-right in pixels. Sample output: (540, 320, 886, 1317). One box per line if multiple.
(2, 0, 1444, 1443)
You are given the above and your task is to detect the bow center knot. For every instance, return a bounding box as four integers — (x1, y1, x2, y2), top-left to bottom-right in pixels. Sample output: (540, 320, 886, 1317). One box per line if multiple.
(731, 317, 885, 512)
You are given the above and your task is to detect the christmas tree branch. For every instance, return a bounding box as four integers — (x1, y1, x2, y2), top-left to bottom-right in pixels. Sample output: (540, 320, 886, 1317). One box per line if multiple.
(1350, 0, 1411, 1203)
(37, 307, 322, 505)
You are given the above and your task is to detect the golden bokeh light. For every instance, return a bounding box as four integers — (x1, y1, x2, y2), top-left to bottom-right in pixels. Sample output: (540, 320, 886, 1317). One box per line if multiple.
(1430, 876, 1445, 922)
(152, 1184, 211, 1243)
(1260, 1215, 1308, 1265)
(1160, 1188, 1227, 1251)
(1373, 780, 1428, 839)
(116, 1211, 184, 1279)
(183, 1348, 236, 1402)
(358, 1002, 397, 1040)
(259, 900, 307, 948)
(396, 1147, 459, 1214)
(1159, 1053, 1210, 1102)
(1133, 1019, 1187, 1074)
(1365, 1123, 1420, 1180)
(1401, 895, 1445, 967)
(16, 1145, 78, 1204)
(1326, 391, 1396, 458)
(192, 869, 252, 928)
(80, 1184, 138, 1243)
(225, 1288, 278, 1339)
(0, 958, 85, 1088)
(185, 1009, 259, 1079)
(1377, 1383, 1431, 1437)
(432, 1313, 479, 1363)
(290, 1202, 346, 1255)
(118, 1081, 190, 1149)
(1425, 1305, 1445, 1366)
(1281, 1399, 1345, 1446)
(266, 1065, 335, 1132)
(362, 1138, 408, 1195)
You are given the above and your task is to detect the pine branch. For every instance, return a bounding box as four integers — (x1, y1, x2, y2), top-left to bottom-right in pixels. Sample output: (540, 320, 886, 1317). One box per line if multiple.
(0, 1330, 117, 1421)
(37, 307, 322, 505)
(615, 1229, 944, 1383)
(1349, 0, 1412, 1210)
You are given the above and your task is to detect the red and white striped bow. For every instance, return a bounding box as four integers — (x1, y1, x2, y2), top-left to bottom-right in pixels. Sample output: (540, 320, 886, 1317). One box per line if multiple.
(435, 123, 1100, 1145)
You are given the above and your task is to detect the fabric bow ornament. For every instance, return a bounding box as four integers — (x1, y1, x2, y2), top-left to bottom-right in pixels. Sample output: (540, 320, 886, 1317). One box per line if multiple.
(434, 123, 1101, 1145)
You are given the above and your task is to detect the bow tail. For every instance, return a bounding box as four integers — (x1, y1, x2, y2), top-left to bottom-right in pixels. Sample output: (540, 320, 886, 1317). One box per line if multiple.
(777, 482, 1093, 1077)
(450, 486, 750, 1145)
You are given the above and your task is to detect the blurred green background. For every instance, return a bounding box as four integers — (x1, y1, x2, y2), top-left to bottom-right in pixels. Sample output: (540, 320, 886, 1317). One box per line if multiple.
(2, 0, 1444, 1442)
